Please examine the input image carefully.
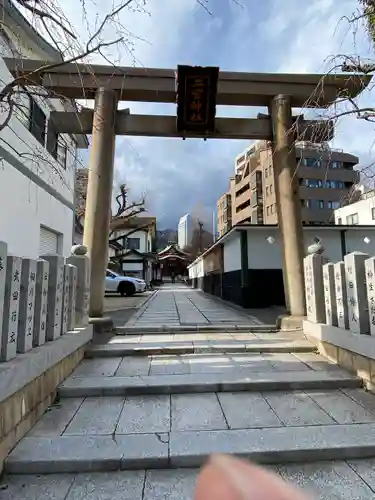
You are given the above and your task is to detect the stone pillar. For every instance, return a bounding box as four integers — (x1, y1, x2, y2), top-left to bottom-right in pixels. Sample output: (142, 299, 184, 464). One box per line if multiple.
(40, 255, 65, 341)
(17, 258, 37, 353)
(1, 255, 22, 361)
(0, 242, 7, 350)
(322, 262, 337, 327)
(344, 251, 369, 334)
(67, 248, 90, 327)
(303, 254, 325, 324)
(33, 259, 49, 347)
(365, 257, 375, 335)
(83, 88, 117, 318)
(334, 261, 349, 330)
(67, 264, 77, 331)
(270, 95, 305, 317)
(61, 264, 70, 335)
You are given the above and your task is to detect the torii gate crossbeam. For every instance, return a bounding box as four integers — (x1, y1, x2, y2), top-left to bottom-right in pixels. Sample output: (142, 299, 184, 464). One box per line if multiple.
(4, 58, 370, 322)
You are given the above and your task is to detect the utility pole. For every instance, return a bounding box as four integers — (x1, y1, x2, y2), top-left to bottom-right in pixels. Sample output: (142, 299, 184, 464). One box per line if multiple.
(270, 95, 306, 317)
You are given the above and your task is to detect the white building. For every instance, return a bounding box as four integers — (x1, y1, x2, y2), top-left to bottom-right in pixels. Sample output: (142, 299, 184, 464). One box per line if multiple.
(110, 218, 156, 281)
(334, 191, 375, 226)
(178, 213, 198, 249)
(188, 224, 375, 309)
(0, 0, 87, 258)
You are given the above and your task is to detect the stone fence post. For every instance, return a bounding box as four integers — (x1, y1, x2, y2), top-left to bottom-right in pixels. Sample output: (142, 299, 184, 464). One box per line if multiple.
(323, 262, 337, 327)
(365, 256, 375, 336)
(334, 261, 349, 330)
(344, 252, 369, 335)
(304, 254, 325, 324)
(67, 245, 90, 327)
(17, 258, 37, 353)
(65, 264, 77, 331)
(33, 259, 49, 347)
(1, 254, 22, 361)
(40, 255, 65, 341)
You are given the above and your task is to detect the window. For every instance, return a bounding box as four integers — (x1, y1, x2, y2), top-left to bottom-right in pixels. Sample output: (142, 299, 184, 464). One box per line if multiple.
(46, 119, 58, 159)
(302, 158, 321, 168)
(57, 139, 67, 169)
(30, 99, 46, 146)
(266, 206, 270, 216)
(304, 199, 324, 210)
(346, 213, 359, 225)
(372, 207, 375, 221)
(330, 161, 342, 169)
(337, 218, 342, 225)
(270, 184, 273, 194)
(301, 179, 323, 188)
(325, 180, 344, 189)
(125, 237, 140, 250)
(13, 88, 31, 128)
(327, 201, 341, 209)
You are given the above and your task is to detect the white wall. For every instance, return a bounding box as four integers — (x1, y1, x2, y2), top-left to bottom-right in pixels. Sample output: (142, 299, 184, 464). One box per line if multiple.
(188, 258, 204, 279)
(113, 229, 149, 253)
(122, 262, 143, 271)
(247, 228, 344, 269)
(0, 165, 73, 257)
(223, 235, 241, 272)
(0, 21, 77, 258)
(334, 196, 375, 225)
(345, 229, 375, 255)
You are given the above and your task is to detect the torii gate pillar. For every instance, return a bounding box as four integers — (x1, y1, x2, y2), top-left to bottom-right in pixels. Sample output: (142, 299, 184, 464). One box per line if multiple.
(270, 94, 306, 318)
(83, 88, 118, 318)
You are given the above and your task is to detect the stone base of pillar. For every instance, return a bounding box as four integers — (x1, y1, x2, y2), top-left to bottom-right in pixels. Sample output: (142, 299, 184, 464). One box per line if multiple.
(89, 316, 114, 334)
(276, 314, 306, 332)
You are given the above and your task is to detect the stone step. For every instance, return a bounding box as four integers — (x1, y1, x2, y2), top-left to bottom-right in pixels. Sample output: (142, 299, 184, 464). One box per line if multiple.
(117, 324, 278, 334)
(3, 461, 375, 498)
(58, 370, 361, 397)
(6, 423, 375, 473)
(86, 338, 315, 357)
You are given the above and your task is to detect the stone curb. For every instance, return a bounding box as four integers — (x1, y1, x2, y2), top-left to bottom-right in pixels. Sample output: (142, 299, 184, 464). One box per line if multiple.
(122, 290, 158, 328)
(117, 324, 278, 335)
(58, 371, 360, 398)
(85, 341, 316, 358)
(6, 422, 375, 473)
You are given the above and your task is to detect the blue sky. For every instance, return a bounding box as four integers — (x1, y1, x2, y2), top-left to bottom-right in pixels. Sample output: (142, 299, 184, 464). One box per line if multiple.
(54, 0, 375, 227)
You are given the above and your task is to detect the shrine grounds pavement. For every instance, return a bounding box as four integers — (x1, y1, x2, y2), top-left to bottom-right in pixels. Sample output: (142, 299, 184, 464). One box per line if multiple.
(123, 284, 283, 332)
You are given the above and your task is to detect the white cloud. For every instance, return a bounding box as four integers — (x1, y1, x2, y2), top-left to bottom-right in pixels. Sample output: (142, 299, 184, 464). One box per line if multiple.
(26, 0, 375, 226)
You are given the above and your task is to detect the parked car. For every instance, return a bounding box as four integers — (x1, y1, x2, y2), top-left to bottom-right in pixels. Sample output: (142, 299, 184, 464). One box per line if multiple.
(105, 270, 146, 296)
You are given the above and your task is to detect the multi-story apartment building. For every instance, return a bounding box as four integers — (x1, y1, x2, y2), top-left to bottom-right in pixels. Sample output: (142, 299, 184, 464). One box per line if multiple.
(217, 140, 359, 233)
(217, 192, 232, 238)
(0, 0, 87, 257)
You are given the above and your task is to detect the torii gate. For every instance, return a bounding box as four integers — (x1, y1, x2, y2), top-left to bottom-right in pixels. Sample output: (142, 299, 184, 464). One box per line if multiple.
(4, 58, 371, 321)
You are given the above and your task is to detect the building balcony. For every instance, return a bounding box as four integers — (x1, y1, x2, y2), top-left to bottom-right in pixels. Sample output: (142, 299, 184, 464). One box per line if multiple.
(236, 189, 251, 207)
(298, 186, 353, 201)
(297, 165, 359, 183)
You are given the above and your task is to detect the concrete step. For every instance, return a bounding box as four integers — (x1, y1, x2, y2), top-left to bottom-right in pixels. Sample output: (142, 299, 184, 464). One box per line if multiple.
(3, 461, 375, 498)
(58, 370, 361, 397)
(117, 324, 278, 334)
(6, 422, 375, 473)
(87, 337, 315, 357)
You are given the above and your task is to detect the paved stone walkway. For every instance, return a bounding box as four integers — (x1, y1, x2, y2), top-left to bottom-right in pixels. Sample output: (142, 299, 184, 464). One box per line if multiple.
(126, 285, 263, 329)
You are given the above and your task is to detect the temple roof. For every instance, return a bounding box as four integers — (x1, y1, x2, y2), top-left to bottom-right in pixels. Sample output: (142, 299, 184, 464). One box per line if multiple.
(158, 243, 190, 259)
